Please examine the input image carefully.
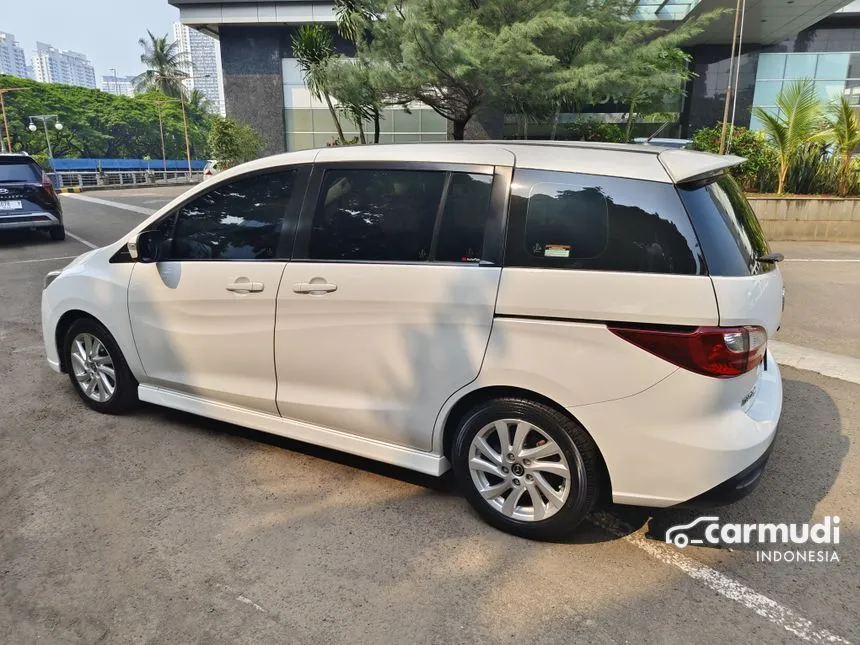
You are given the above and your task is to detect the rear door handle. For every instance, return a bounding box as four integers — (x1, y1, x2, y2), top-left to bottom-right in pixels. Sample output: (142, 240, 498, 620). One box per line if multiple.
(293, 282, 337, 294)
(226, 278, 264, 293)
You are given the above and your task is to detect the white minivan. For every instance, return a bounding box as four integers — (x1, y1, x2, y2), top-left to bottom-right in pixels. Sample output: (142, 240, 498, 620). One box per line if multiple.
(42, 142, 783, 540)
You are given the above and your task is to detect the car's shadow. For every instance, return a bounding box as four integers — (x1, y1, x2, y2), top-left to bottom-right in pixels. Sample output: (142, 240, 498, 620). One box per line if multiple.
(134, 373, 845, 548)
(0, 228, 57, 248)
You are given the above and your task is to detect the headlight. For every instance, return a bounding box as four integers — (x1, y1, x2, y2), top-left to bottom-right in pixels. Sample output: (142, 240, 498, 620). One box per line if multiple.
(44, 270, 62, 289)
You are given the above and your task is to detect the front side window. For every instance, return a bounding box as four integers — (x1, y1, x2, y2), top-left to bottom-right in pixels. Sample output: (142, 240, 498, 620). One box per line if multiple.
(166, 170, 297, 260)
(308, 168, 446, 262)
(505, 169, 705, 275)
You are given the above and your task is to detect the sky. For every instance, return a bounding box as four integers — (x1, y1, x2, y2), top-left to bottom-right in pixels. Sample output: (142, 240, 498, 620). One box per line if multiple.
(2, 0, 181, 80)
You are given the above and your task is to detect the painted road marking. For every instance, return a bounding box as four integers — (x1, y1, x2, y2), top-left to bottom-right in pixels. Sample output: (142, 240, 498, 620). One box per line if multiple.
(62, 193, 156, 216)
(590, 511, 852, 645)
(0, 256, 77, 267)
(783, 259, 860, 263)
(770, 341, 860, 385)
(65, 231, 98, 249)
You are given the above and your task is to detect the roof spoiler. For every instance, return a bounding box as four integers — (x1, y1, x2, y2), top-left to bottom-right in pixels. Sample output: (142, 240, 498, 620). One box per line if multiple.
(658, 149, 745, 185)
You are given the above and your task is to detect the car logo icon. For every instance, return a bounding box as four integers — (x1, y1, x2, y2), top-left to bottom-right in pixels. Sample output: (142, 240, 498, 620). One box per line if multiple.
(665, 516, 720, 548)
(0, 188, 8, 194)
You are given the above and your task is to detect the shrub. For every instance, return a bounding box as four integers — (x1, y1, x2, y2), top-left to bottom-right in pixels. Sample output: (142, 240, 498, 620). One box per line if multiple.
(559, 120, 626, 143)
(207, 116, 264, 168)
(691, 124, 778, 193)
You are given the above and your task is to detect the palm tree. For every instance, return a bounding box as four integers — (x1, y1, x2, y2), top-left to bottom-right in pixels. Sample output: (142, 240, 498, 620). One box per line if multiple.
(187, 88, 210, 114)
(753, 79, 821, 194)
(292, 25, 346, 144)
(811, 95, 860, 196)
(134, 31, 189, 98)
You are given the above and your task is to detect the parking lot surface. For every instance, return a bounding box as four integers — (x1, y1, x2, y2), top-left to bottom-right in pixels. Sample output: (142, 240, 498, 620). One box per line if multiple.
(0, 186, 857, 644)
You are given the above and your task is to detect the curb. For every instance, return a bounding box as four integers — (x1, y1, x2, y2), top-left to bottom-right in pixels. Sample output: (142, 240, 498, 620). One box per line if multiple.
(58, 187, 83, 193)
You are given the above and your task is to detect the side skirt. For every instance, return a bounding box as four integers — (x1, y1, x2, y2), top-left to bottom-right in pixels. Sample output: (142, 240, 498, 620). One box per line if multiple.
(138, 385, 451, 476)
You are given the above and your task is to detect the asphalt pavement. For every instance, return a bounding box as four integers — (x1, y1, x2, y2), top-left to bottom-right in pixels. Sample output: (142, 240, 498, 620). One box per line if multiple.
(0, 186, 857, 644)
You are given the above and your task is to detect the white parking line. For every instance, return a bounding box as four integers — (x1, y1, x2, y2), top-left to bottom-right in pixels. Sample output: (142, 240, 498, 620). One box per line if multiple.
(590, 511, 852, 645)
(0, 256, 77, 267)
(62, 193, 156, 216)
(770, 341, 860, 385)
(783, 259, 860, 263)
(65, 231, 98, 250)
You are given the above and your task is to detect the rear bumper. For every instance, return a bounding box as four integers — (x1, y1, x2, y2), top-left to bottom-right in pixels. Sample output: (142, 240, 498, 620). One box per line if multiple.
(0, 212, 61, 229)
(569, 349, 782, 507)
(676, 428, 777, 507)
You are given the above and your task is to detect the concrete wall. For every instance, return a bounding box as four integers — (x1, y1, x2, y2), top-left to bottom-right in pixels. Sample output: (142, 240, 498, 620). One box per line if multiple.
(750, 196, 860, 242)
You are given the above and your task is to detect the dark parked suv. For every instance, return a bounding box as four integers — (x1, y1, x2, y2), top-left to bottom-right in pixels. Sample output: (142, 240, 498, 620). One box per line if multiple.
(0, 154, 64, 241)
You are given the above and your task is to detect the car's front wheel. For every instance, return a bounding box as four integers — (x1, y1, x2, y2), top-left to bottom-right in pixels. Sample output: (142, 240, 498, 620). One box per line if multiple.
(64, 318, 138, 414)
(452, 397, 602, 540)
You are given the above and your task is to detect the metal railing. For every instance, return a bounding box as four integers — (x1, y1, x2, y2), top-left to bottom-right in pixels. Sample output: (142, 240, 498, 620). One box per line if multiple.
(51, 170, 204, 189)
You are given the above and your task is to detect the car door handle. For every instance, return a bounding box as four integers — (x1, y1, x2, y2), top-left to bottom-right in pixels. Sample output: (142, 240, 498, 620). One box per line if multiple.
(293, 282, 337, 294)
(226, 278, 264, 293)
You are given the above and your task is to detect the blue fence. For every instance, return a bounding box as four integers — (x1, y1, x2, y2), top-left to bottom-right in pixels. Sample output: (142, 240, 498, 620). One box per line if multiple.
(52, 158, 206, 172)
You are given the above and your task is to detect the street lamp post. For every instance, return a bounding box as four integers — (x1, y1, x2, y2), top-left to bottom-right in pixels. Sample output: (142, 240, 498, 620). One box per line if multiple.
(147, 98, 172, 175)
(28, 114, 64, 173)
(179, 89, 193, 178)
(0, 87, 32, 153)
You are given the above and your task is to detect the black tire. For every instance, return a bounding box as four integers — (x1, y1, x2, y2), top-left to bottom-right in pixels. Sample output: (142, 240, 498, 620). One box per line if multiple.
(49, 225, 65, 241)
(63, 318, 138, 414)
(452, 397, 602, 540)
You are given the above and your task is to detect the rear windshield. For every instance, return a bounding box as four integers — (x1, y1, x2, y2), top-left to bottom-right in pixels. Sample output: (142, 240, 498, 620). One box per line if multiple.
(0, 160, 41, 183)
(677, 174, 773, 276)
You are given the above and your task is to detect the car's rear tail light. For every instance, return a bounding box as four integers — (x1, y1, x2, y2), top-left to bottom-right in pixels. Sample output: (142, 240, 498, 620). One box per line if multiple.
(42, 172, 57, 199)
(608, 324, 768, 378)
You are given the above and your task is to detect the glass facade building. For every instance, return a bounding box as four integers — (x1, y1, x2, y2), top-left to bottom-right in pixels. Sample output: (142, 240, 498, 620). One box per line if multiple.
(282, 58, 449, 151)
(751, 52, 860, 130)
(170, 0, 860, 151)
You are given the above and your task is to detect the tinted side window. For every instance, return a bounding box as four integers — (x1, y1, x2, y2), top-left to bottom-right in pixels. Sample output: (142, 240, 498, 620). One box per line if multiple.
(678, 175, 773, 276)
(309, 168, 445, 262)
(434, 173, 493, 263)
(505, 169, 706, 275)
(169, 171, 296, 260)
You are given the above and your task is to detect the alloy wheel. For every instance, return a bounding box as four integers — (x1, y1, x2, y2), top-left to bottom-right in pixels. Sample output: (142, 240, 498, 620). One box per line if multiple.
(70, 332, 116, 403)
(467, 418, 584, 522)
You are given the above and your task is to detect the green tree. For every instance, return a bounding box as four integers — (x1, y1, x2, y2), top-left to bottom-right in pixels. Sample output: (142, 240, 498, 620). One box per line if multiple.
(207, 116, 264, 167)
(134, 31, 189, 98)
(291, 25, 347, 144)
(752, 79, 821, 194)
(364, 0, 559, 139)
(811, 95, 860, 196)
(532, 2, 721, 141)
(361, 0, 721, 140)
(0, 74, 211, 160)
(187, 88, 210, 114)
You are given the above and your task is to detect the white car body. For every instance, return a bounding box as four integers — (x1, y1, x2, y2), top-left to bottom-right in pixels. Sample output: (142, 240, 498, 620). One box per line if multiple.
(42, 142, 783, 509)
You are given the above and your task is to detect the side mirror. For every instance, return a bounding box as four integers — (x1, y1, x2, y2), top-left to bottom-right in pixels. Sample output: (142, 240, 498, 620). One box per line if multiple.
(135, 230, 168, 263)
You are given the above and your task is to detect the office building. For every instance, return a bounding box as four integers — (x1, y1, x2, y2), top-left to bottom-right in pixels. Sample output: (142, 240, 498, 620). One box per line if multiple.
(101, 74, 136, 97)
(173, 23, 225, 115)
(0, 31, 28, 78)
(31, 42, 96, 89)
(167, 0, 860, 151)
